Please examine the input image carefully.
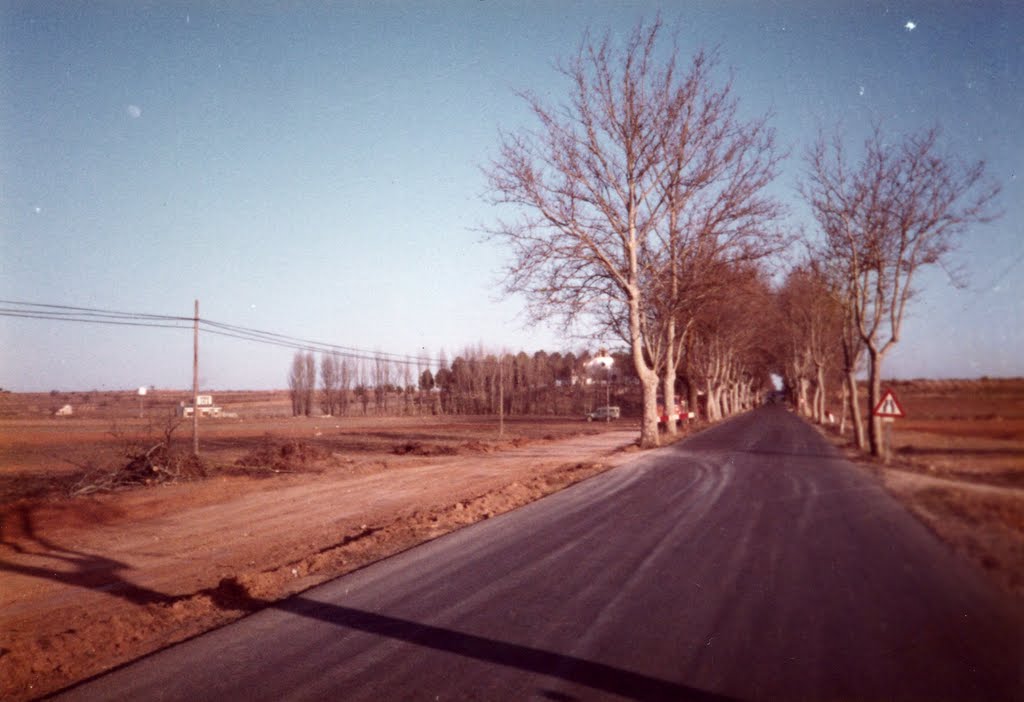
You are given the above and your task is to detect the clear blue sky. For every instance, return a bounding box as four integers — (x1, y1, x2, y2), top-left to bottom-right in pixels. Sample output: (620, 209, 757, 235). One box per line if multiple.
(2, 1, 1021, 391)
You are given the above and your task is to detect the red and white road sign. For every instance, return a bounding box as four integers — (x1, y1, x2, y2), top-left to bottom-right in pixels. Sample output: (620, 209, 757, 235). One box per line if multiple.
(872, 388, 905, 418)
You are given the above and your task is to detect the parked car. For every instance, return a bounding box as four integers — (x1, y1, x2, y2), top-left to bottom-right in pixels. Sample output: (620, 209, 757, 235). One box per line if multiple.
(587, 405, 621, 421)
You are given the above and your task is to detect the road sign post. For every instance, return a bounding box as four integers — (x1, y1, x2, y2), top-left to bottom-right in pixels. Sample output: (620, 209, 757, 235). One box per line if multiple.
(872, 388, 906, 464)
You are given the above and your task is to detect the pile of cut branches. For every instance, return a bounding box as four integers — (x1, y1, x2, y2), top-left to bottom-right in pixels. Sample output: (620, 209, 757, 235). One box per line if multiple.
(68, 416, 206, 496)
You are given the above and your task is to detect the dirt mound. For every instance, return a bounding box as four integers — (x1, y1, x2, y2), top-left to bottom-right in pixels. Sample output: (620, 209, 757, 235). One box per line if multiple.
(391, 441, 460, 457)
(233, 439, 328, 473)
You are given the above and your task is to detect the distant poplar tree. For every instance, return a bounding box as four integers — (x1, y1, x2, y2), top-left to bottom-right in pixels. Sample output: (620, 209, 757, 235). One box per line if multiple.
(320, 353, 340, 416)
(287, 353, 302, 416)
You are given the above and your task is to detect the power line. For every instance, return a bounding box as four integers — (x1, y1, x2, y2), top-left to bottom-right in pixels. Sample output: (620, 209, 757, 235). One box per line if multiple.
(0, 299, 572, 370)
(198, 318, 428, 365)
(0, 300, 436, 367)
(0, 299, 190, 323)
(0, 309, 192, 331)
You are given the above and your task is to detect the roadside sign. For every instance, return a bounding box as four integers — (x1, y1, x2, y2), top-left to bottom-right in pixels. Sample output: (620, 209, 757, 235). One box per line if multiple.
(873, 388, 905, 418)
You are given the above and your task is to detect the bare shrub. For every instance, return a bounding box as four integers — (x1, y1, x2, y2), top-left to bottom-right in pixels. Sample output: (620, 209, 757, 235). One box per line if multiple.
(69, 415, 205, 496)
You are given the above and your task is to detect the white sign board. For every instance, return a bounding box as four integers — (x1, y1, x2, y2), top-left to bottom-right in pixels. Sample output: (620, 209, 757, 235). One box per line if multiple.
(137, 386, 147, 396)
(196, 395, 213, 406)
(872, 389, 905, 418)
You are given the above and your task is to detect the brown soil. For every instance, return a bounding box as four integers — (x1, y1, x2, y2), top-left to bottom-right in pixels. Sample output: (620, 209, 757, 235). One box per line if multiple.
(0, 406, 640, 701)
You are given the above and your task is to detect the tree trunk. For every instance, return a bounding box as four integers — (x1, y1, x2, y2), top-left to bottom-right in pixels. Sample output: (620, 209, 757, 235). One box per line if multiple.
(815, 363, 826, 423)
(797, 376, 810, 417)
(846, 370, 866, 450)
(686, 377, 699, 422)
(662, 367, 677, 436)
(811, 381, 821, 423)
(838, 382, 848, 435)
(867, 349, 884, 456)
(628, 287, 660, 448)
(705, 381, 720, 421)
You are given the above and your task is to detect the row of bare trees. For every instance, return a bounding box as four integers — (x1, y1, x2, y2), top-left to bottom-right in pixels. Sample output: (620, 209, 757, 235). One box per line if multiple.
(485, 20, 788, 446)
(777, 126, 999, 456)
(287, 20, 999, 452)
(286, 348, 639, 418)
(484, 19, 999, 450)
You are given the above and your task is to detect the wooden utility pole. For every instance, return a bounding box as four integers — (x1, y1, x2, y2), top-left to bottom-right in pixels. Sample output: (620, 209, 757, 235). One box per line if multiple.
(192, 299, 199, 456)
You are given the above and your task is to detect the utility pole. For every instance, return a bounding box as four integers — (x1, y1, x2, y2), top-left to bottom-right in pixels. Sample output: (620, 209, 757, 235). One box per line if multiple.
(605, 365, 611, 422)
(192, 299, 199, 456)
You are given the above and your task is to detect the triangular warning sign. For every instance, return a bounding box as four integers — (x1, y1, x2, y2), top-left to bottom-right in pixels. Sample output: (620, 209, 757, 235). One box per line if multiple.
(873, 389, 905, 418)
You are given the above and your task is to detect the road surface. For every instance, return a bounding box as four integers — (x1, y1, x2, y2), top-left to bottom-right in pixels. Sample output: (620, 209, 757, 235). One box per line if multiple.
(54, 407, 1022, 701)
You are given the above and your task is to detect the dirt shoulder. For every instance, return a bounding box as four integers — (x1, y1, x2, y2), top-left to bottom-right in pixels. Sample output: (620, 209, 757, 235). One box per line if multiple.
(0, 429, 639, 701)
(879, 468, 1024, 597)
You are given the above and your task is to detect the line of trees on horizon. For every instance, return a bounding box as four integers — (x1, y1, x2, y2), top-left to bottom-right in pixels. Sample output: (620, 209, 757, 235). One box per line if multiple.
(288, 347, 638, 419)
(286, 321, 779, 423)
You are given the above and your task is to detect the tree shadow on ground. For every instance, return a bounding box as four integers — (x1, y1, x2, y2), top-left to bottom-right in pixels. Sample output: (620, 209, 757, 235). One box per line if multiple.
(273, 597, 738, 702)
(0, 504, 179, 606)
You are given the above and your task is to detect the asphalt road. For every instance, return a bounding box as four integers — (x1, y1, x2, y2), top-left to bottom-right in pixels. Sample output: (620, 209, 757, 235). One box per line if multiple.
(54, 407, 1022, 701)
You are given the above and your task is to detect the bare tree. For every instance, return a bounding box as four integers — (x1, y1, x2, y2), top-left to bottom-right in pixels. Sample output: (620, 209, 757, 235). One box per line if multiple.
(778, 263, 844, 423)
(418, 366, 435, 414)
(302, 352, 316, 417)
(373, 351, 392, 415)
(648, 50, 786, 435)
(804, 125, 1000, 456)
(417, 348, 432, 415)
(354, 357, 370, 416)
(486, 20, 709, 447)
(435, 350, 451, 414)
(320, 352, 340, 416)
(685, 265, 775, 420)
(286, 351, 317, 416)
(287, 352, 306, 416)
(814, 254, 869, 448)
(340, 356, 354, 416)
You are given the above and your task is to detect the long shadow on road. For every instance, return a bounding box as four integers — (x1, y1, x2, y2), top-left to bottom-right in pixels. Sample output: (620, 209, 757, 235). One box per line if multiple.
(273, 596, 738, 702)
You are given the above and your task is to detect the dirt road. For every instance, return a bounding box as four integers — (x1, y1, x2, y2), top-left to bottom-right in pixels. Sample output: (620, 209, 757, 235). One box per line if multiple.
(0, 428, 637, 700)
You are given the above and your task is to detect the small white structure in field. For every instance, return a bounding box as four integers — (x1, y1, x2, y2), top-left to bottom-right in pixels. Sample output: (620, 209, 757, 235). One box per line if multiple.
(178, 394, 223, 418)
(55, 404, 73, 417)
